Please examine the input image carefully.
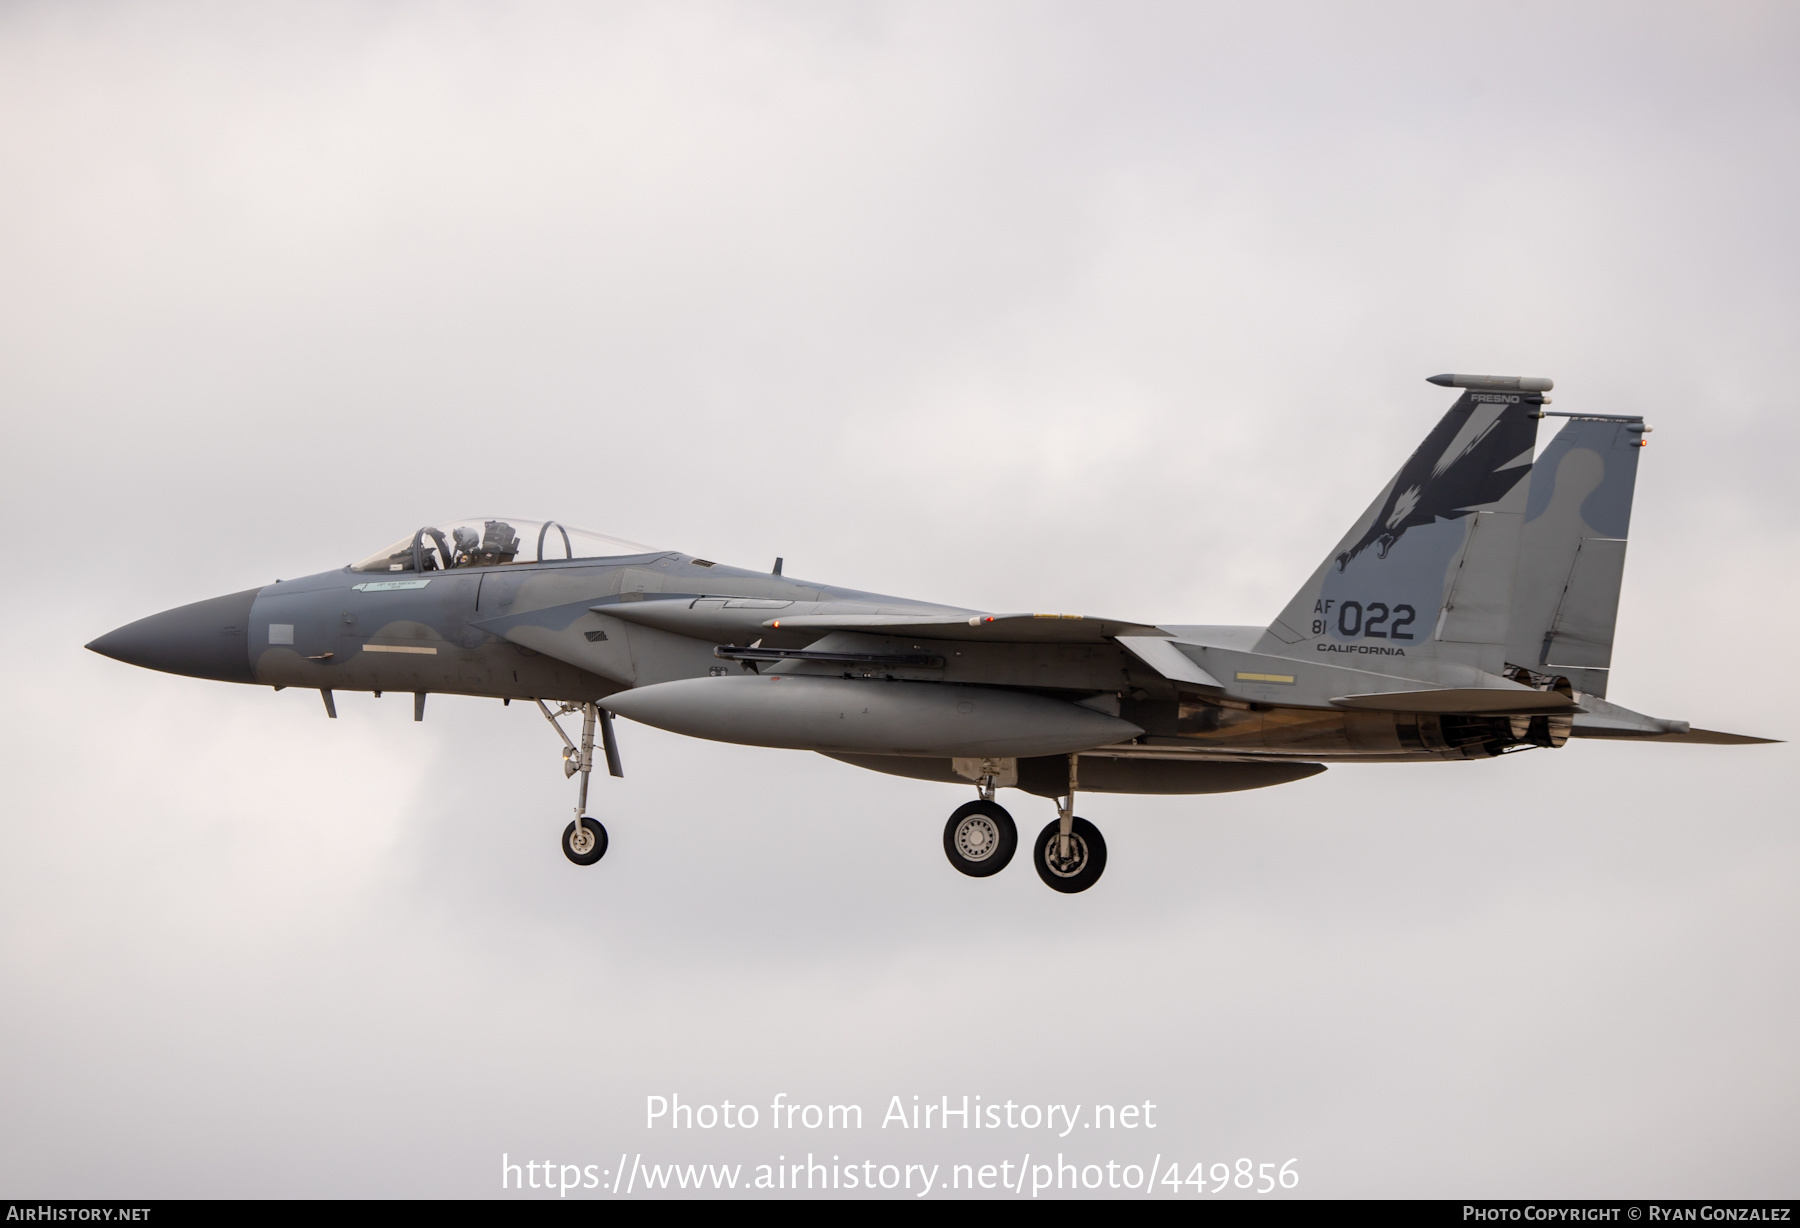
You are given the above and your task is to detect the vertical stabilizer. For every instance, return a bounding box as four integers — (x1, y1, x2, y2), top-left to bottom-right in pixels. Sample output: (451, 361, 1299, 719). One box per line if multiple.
(1257, 375, 1546, 682)
(1503, 413, 1648, 698)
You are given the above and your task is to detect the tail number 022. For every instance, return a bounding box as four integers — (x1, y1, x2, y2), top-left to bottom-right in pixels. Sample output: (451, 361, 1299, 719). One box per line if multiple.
(1312, 601, 1415, 640)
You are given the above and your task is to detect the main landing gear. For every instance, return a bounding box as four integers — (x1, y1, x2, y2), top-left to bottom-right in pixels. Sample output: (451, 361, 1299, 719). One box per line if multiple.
(943, 800, 1018, 876)
(940, 755, 1106, 893)
(1032, 813, 1106, 894)
(537, 699, 622, 866)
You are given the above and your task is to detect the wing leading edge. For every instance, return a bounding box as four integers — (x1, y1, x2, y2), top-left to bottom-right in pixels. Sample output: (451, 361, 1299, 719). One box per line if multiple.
(761, 612, 1164, 643)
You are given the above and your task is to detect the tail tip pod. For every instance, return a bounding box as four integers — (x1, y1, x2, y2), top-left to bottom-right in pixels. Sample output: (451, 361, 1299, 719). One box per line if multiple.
(1427, 373, 1554, 393)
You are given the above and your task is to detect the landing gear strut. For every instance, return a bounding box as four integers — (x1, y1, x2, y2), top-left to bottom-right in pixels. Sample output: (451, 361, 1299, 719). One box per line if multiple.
(537, 699, 622, 866)
(1031, 753, 1106, 893)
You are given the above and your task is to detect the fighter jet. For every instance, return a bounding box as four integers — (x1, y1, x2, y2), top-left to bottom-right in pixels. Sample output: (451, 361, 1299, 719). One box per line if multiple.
(87, 375, 1773, 893)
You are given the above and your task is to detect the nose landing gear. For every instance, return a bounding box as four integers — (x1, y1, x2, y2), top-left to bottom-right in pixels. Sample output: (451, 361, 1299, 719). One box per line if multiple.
(537, 699, 622, 866)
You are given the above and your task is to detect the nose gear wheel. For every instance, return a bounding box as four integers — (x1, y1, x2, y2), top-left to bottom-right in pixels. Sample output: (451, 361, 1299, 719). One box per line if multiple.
(563, 816, 608, 865)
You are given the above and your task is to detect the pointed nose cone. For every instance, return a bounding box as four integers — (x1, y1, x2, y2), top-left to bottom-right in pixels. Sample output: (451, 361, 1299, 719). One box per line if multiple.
(87, 587, 262, 683)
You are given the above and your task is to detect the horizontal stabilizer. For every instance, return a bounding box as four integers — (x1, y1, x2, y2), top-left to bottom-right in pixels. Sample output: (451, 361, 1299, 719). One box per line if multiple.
(1567, 695, 1778, 743)
(1330, 687, 1577, 715)
(761, 612, 1163, 643)
(1570, 725, 1778, 744)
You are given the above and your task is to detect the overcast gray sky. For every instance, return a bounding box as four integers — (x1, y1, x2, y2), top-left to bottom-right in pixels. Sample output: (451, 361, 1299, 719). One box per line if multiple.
(2, 0, 1796, 1199)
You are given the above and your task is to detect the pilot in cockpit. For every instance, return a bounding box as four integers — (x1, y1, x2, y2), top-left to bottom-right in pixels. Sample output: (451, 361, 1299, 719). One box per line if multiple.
(451, 520, 520, 568)
(354, 516, 643, 574)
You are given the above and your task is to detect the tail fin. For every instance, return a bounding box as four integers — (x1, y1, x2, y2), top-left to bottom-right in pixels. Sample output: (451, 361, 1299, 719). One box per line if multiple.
(1258, 374, 1547, 681)
(1503, 412, 1649, 698)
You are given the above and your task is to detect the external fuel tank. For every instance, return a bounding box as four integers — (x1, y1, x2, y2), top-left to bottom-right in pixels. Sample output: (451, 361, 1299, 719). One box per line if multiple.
(602, 675, 1142, 758)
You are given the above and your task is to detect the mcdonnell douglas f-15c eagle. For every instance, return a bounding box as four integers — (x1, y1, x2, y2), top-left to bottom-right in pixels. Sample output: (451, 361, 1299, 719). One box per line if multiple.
(89, 375, 1772, 893)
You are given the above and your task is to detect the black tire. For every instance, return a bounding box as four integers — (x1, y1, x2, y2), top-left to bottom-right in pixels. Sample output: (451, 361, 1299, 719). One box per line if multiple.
(1032, 816, 1106, 893)
(562, 816, 608, 866)
(943, 800, 1017, 877)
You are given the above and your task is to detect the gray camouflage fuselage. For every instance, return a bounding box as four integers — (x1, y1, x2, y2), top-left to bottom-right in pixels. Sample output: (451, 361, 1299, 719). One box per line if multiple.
(88, 374, 1771, 811)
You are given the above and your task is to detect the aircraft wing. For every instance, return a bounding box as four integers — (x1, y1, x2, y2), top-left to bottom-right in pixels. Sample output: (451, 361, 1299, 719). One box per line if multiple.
(760, 612, 1166, 644)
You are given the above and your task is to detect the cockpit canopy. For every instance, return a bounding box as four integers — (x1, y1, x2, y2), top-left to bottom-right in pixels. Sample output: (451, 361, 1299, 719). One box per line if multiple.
(352, 518, 653, 573)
